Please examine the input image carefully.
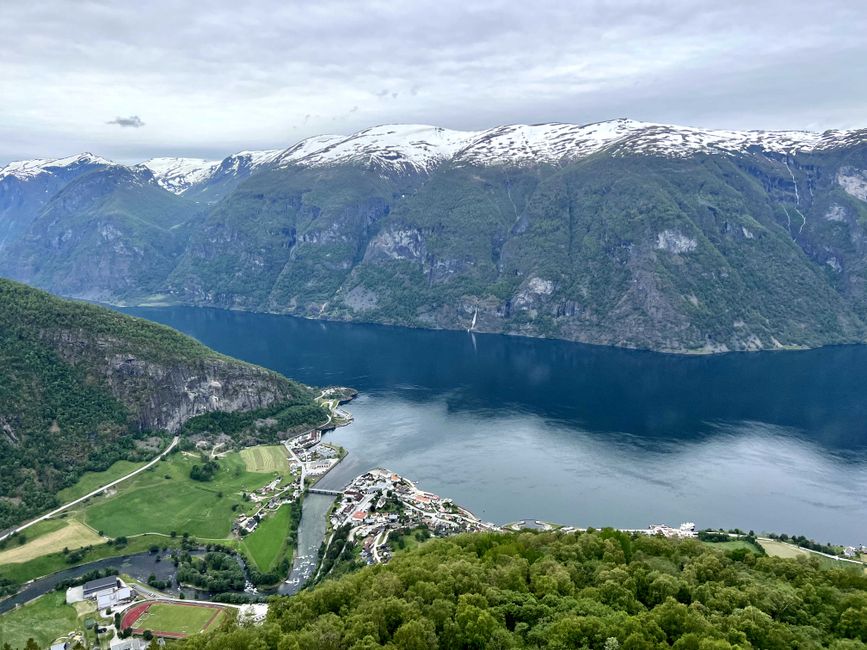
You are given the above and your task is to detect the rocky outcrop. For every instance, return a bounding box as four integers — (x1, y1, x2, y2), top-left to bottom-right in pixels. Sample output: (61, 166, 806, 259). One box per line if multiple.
(42, 328, 296, 433)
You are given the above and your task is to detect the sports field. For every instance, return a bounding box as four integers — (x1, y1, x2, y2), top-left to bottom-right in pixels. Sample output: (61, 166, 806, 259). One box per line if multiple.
(83, 453, 274, 539)
(0, 519, 103, 564)
(240, 444, 289, 473)
(121, 601, 227, 638)
(244, 504, 290, 571)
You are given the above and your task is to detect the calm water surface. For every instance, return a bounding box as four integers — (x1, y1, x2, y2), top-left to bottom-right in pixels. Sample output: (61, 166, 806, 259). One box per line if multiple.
(125, 307, 867, 544)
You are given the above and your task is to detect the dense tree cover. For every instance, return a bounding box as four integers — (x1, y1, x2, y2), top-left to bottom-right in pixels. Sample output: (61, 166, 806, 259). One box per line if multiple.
(190, 460, 220, 482)
(0, 278, 324, 529)
(178, 529, 867, 649)
(180, 400, 329, 445)
(176, 551, 246, 593)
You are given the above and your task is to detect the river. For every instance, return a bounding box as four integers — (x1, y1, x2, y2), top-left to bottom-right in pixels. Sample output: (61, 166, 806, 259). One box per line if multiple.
(123, 306, 867, 544)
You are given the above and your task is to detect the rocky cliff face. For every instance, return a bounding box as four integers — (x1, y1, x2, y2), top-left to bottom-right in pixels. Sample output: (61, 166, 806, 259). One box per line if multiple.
(41, 324, 299, 433)
(44, 330, 297, 433)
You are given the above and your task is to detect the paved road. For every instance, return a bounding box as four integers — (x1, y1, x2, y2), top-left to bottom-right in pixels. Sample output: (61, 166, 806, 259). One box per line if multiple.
(0, 436, 179, 543)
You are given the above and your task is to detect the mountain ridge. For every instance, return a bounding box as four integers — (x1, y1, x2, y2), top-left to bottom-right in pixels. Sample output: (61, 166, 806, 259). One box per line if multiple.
(5, 119, 867, 197)
(2, 118, 867, 354)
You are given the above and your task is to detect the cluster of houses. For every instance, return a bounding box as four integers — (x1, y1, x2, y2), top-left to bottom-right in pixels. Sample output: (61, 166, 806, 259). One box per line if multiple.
(646, 522, 698, 539)
(288, 434, 341, 478)
(331, 468, 497, 565)
(234, 471, 302, 536)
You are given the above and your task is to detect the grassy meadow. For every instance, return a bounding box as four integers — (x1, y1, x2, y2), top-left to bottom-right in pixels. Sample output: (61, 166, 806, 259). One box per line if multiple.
(0, 591, 80, 649)
(240, 444, 289, 473)
(244, 503, 291, 571)
(83, 452, 274, 539)
(56, 459, 147, 502)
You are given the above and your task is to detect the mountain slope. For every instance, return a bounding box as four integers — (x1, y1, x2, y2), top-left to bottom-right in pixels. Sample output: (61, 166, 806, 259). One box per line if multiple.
(0, 278, 320, 529)
(0, 165, 204, 302)
(0, 153, 113, 253)
(3, 119, 867, 352)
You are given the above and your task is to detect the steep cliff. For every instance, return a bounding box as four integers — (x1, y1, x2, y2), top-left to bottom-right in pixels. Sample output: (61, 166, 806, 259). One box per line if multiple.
(0, 278, 321, 529)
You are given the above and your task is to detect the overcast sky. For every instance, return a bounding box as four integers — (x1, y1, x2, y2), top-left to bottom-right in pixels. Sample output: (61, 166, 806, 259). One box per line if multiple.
(1, 0, 865, 164)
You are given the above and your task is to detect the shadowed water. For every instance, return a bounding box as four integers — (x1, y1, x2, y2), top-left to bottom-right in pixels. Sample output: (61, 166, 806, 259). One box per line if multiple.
(124, 306, 867, 544)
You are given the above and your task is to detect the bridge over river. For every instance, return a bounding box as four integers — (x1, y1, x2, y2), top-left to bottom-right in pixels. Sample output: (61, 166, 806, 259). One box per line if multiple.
(308, 487, 343, 496)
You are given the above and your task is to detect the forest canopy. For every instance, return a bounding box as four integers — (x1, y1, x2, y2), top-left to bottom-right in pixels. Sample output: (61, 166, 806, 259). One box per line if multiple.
(177, 529, 867, 649)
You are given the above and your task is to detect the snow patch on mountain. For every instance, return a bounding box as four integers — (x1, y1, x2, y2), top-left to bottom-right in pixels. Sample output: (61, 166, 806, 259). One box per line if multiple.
(0, 153, 114, 181)
(5, 120, 865, 190)
(283, 125, 482, 174)
(139, 157, 220, 194)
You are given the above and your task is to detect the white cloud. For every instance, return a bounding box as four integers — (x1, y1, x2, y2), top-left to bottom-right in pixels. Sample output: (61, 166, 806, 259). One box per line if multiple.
(0, 0, 864, 163)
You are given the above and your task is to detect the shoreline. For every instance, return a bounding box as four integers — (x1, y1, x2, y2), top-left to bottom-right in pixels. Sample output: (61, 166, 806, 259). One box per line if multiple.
(114, 301, 865, 358)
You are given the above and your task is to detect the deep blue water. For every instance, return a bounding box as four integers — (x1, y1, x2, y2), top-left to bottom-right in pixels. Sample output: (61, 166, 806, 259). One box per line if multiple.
(124, 306, 867, 544)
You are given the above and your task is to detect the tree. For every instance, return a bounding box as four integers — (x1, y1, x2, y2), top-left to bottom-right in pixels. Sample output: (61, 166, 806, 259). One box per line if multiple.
(393, 619, 438, 650)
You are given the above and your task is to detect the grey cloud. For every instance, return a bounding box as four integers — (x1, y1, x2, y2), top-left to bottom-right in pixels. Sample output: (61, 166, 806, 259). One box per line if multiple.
(106, 115, 145, 128)
(1, 0, 865, 162)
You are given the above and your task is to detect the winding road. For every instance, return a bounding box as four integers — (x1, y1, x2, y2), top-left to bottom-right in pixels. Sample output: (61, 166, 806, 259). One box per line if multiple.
(0, 436, 179, 543)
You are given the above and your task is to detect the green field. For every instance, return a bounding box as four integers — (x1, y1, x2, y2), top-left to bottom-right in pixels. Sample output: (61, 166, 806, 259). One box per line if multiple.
(701, 539, 764, 554)
(244, 504, 291, 571)
(133, 602, 226, 636)
(56, 459, 147, 502)
(240, 444, 289, 473)
(758, 538, 865, 572)
(0, 591, 80, 649)
(83, 452, 273, 539)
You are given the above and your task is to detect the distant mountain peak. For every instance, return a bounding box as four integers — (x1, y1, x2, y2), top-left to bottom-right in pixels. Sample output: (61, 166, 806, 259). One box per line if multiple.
(138, 157, 221, 194)
(0, 152, 114, 181)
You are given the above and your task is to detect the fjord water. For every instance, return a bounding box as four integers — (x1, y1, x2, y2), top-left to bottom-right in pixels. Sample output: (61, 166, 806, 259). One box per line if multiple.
(125, 306, 867, 543)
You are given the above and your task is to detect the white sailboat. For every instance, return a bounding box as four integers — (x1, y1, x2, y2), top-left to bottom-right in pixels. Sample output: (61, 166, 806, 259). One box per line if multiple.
(468, 308, 478, 332)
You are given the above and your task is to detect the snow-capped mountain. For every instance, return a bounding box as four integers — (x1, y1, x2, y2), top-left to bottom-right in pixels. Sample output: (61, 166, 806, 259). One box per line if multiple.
(138, 157, 220, 194)
(0, 152, 115, 181)
(5, 120, 866, 198)
(218, 119, 866, 177)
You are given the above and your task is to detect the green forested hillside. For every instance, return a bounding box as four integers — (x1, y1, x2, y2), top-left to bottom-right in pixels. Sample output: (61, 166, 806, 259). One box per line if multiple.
(3, 135, 867, 353)
(0, 279, 321, 529)
(177, 529, 867, 649)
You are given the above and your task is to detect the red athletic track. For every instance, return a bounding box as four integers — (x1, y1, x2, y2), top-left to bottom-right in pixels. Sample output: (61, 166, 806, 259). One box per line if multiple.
(119, 600, 227, 639)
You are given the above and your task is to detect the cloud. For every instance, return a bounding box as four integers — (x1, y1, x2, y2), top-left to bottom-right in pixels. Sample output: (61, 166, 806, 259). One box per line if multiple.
(106, 115, 145, 128)
(0, 0, 865, 162)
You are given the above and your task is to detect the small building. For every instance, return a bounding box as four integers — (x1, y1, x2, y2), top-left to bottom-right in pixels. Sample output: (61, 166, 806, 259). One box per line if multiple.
(68, 576, 132, 610)
(84, 576, 120, 597)
(109, 637, 150, 650)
